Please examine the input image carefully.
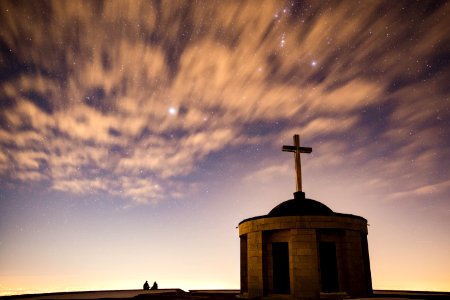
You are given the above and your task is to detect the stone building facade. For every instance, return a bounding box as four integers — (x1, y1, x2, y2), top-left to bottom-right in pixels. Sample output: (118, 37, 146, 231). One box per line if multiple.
(239, 192, 372, 299)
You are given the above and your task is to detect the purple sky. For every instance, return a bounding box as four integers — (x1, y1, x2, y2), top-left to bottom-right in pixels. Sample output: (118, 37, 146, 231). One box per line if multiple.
(0, 0, 449, 295)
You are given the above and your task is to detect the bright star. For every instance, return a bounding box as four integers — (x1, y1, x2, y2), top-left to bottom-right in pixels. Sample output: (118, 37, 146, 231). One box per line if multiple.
(168, 107, 177, 115)
(311, 61, 317, 67)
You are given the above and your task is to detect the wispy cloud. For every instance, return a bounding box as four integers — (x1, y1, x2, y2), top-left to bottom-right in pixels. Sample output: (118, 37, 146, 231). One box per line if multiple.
(389, 179, 450, 200)
(0, 1, 448, 204)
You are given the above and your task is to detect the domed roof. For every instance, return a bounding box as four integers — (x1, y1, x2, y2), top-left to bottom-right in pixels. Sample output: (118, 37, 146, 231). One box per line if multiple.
(268, 192, 334, 216)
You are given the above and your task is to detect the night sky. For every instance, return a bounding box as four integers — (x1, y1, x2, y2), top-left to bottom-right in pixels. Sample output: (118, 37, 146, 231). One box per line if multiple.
(1, 0, 449, 296)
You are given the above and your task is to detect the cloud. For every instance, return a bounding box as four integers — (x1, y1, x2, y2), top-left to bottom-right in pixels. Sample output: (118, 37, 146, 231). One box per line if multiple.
(244, 163, 290, 183)
(301, 116, 359, 138)
(0, 1, 448, 205)
(389, 179, 450, 200)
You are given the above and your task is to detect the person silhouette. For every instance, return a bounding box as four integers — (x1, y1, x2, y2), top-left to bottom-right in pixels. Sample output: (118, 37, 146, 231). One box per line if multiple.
(143, 280, 150, 290)
(150, 281, 158, 290)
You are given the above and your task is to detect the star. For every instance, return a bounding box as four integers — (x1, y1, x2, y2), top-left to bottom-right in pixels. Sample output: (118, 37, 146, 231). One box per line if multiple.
(168, 106, 177, 115)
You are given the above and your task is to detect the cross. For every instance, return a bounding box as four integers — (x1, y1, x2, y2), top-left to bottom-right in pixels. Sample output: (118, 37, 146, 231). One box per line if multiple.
(282, 134, 312, 192)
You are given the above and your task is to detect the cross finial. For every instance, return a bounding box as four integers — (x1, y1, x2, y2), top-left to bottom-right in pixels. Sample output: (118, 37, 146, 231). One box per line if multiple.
(282, 134, 312, 193)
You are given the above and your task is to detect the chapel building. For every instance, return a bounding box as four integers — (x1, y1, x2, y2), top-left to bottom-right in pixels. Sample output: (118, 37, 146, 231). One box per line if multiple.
(238, 135, 372, 299)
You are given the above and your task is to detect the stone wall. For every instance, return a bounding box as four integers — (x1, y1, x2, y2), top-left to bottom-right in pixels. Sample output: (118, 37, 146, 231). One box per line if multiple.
(239, 215, 371, 299)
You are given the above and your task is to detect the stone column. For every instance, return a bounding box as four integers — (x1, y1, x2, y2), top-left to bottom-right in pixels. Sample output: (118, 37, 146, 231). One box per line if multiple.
(290, 229, 320, 299)
(247, 231, 264, 297)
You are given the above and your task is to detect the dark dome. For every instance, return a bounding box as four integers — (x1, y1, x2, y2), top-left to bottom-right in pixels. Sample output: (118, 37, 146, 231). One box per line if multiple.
(268, 192, 334, 216)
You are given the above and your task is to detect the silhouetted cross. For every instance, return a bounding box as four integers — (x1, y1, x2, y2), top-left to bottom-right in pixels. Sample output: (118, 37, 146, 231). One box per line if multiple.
(282, 134, 312, 192)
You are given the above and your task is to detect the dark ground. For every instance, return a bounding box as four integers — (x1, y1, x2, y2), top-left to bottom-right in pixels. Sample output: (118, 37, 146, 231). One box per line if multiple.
(2, 290, 450, 300)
